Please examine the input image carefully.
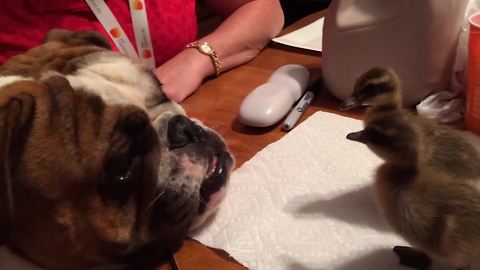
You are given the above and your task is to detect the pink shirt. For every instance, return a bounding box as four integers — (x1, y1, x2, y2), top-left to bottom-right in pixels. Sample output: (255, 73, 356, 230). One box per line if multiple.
(0, 0, 197, 66)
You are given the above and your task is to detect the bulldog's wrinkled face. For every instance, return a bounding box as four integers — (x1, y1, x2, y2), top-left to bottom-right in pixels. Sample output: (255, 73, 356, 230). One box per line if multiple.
(0, 30, 233, 269)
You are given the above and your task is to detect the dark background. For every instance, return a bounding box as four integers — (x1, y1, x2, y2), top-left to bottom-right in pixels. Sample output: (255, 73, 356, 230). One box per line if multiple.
(196, 0, 331, 37)
(280, 0, 331, 26)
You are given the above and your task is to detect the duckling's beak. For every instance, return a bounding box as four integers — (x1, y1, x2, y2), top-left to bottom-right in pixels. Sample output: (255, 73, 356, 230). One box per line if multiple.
(340, 97, 361, 110)
(346, 130, 367, 144)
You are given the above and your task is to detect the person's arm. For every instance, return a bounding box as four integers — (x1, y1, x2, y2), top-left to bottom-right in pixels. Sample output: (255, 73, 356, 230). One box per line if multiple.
(200, 0, 284, 74)
(155, 0, 284, 102)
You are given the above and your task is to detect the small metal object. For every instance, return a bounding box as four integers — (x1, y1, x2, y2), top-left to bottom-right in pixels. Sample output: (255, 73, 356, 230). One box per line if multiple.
(186, 41, 222, 76)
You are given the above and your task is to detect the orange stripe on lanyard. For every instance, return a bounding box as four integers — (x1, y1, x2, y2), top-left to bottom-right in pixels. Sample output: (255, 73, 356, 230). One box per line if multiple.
(85, 0, 156, 69)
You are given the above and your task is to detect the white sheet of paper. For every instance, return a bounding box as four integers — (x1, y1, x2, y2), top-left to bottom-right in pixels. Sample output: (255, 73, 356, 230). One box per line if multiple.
(192, 112, 480, 270)
(272, 18, 324, 52)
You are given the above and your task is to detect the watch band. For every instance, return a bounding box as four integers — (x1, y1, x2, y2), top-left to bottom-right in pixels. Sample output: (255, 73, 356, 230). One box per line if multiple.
(186, 41, 222, 76)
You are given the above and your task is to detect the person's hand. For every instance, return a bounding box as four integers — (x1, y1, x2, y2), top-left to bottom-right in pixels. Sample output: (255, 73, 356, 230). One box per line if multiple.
(154, 48, 214, 103)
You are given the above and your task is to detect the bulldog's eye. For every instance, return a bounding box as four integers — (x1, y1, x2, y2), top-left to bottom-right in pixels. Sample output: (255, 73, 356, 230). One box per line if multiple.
(100, 154, 138, 203)
(109, 155, 133, 178)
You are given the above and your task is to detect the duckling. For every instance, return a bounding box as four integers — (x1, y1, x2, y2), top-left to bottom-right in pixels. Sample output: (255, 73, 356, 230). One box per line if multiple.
(346, 114, 480, 269)
(341, 67, 480, 269)
(341, 67, 480, 179)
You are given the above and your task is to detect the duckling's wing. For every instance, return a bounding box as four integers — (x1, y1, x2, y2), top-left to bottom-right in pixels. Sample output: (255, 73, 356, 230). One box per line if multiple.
(419, 121, 480, 179)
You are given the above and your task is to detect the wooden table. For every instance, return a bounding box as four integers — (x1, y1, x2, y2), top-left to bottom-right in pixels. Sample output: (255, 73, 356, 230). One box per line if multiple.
(184, 12, 363, 169)
(160, 11, 363, 270)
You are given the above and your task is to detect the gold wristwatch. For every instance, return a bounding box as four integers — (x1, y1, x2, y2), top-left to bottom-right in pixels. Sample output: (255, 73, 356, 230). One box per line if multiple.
(186, 41, 222, 76)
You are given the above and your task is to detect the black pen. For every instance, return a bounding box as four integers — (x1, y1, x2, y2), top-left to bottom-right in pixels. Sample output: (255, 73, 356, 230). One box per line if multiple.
(282, 78, 322, 131)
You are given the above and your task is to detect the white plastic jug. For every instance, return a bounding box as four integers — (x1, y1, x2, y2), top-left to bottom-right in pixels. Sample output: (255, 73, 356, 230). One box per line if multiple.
(322, 0, 469, 106)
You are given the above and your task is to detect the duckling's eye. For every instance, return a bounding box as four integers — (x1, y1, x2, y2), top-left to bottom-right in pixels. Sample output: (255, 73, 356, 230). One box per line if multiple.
(366, 127, 409, 153)
(364, 128, 389, 145)
(359, 81, 394, 100)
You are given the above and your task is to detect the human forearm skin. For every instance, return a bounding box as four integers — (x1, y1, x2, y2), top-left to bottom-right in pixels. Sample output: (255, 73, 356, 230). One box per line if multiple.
(198, 0, 285, 76)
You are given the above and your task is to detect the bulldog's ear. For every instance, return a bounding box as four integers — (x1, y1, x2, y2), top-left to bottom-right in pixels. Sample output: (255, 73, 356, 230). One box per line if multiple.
(44, 29, 111, 50)
(0, 93, 35, 245)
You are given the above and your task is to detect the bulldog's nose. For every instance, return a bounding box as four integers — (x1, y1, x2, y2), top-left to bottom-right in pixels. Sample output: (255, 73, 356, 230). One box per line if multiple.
(167, 115, 207, 149)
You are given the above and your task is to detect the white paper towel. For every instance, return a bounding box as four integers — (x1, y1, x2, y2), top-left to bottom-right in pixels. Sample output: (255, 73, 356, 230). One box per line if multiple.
(272, 18, 324, 52)
(192, 112, 480, 270)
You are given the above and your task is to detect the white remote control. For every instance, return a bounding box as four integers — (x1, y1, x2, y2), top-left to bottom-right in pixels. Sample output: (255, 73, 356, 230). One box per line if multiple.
(238, 64, 310, 127)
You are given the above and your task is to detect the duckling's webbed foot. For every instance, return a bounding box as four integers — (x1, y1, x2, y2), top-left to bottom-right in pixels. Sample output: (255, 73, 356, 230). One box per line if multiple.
(393, 246, 432, 270)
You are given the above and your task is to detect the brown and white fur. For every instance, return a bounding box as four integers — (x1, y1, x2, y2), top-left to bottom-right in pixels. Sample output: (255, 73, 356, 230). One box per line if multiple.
(0, 29, 234, 270)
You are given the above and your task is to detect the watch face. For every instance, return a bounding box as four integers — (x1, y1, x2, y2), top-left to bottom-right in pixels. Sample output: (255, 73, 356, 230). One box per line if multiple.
(199, 44, 212, 54)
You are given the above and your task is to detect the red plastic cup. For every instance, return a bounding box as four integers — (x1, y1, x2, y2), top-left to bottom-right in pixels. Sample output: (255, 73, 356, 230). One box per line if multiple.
(467, 12, 480, 134)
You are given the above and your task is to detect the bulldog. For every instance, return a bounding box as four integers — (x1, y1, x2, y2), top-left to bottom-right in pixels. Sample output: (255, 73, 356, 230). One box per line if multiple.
(0, 30, 234, 270)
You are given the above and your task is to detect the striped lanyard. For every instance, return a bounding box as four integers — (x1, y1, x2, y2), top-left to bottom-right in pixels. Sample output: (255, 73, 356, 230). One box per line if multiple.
(85, 0, 156, 69)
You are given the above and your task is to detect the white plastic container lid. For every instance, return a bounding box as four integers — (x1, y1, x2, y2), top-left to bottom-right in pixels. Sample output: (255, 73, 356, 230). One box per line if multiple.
(322, 0, 469, 106)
